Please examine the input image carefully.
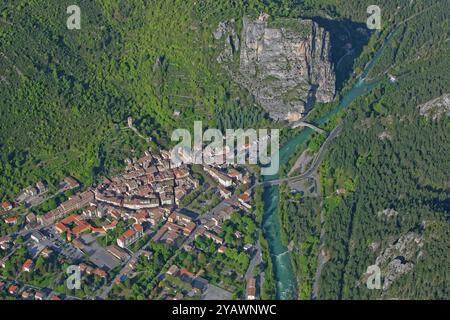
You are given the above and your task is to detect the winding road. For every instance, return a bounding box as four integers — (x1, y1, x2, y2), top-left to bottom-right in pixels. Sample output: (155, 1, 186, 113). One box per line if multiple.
(252, 125, 342, 188)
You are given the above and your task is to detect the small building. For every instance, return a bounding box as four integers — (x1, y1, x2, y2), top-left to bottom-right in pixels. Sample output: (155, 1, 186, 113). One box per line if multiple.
(21, 290, 31, 299)
(63, 176, 80, 190)
(227, 169, 243, 181)
(26, 213, 37, 224)
(8, 285, 19, 295)
(34, 291, 45, 300)
(141, 250, 153, 260)
(238, 192, 252, 209)
(0, 236, 12, 246)
(94, 268, 107, 279)
(128, 258, 137, 270)
(31, 231, 45, 243)
(40, 247, 53, 259)
(166, 264, 180, 276)
(218, 245, 226, 254)
(117, 224, 143, 248)
(1, 201, 13, 211)
(36, 181, 48, 194)
(241, 175, 251, 185)
(22, 259, 34, 272)
(218, 186, 232, 199)
(106, 245, 129, 261)
(246, 278, 256, 300)
(4, 216, 17, 225)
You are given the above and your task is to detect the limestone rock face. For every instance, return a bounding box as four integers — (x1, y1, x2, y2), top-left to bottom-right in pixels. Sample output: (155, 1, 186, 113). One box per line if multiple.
(373, 232, 424, 290)
(236, 17, 335, 121)
(418, 93, 450, 120)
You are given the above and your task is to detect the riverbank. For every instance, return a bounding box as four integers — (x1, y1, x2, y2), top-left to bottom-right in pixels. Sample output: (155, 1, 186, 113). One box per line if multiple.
(260, 25, 401, 300)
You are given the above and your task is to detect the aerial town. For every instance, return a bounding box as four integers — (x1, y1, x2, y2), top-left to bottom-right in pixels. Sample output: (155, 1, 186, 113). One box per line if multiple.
(0, 148, 261, 300)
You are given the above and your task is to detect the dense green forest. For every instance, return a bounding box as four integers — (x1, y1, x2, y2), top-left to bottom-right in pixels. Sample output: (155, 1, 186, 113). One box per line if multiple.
(273, 0, 449, 300)
(0, 0, 274, 200)
(278, 183, 321, 299)
(310, 0, 450, 299)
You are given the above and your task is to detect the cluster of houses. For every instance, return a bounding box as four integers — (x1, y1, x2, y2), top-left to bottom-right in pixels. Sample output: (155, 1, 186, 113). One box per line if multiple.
(28, 149, 201, 249)
(162, 264, 209, 300)
(1, 201, 17, 226)
(194, 195, 253, 254)
(203, 165, 251, 189)
(78, 263, 108, 279)
(0, 280, 62, 300)
(0, 237, 53, 269)
(37, 190, 95, 225)
(14, 176, 80, 209)
(0, 176, 82, 229)
(36, 150, 197, 228)
(151, 211, 197, 245)
(15, 181, 48, 204)
(0, 144, 262, 300)
(95, 150, 198, 209)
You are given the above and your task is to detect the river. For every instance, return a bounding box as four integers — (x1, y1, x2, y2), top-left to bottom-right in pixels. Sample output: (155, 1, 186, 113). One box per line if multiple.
(261, 26, 399, 300)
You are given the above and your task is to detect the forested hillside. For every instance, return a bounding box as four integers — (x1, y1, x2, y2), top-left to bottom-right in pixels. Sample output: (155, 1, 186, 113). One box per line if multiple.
(311, 0, 450, 299)
(272, 0, 449, 300)
(0, 0, 270, 199)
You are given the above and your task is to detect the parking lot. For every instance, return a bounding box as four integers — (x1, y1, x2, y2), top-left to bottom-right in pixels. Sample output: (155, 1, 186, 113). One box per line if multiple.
(80, 234, 121, 270)
(38, 227, 84, 262)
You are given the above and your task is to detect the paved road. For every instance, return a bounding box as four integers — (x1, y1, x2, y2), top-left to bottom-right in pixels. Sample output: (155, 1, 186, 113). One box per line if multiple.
(251, 125, 343, 189)
(244, 240, 262, 282)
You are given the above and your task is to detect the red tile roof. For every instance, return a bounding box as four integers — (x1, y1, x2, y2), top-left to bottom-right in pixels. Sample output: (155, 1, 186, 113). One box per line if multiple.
(8, 285, 18, 294)
(22, 259, 34, 271)
(91, 227, 106, 234)
(179, 268, 194, 278)
(238, 192, 251, 202)
(4, 216, 17, 224)
(94, 268, 107, 278)
(1, 201, 12, 210)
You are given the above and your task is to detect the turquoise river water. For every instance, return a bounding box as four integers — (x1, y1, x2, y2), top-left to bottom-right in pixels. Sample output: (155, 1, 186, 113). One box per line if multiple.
(261, 27, 399, 299)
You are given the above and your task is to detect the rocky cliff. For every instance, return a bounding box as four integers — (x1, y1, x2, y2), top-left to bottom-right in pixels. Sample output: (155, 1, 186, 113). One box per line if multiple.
(418, 93, 450, 120)
(216, 15, 336, 121)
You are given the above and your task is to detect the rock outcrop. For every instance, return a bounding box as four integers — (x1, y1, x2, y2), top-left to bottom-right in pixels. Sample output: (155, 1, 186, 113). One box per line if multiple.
(372, 232, 424, 290)
(216, 15, 335, 121)
(418, 93, 450, 120)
